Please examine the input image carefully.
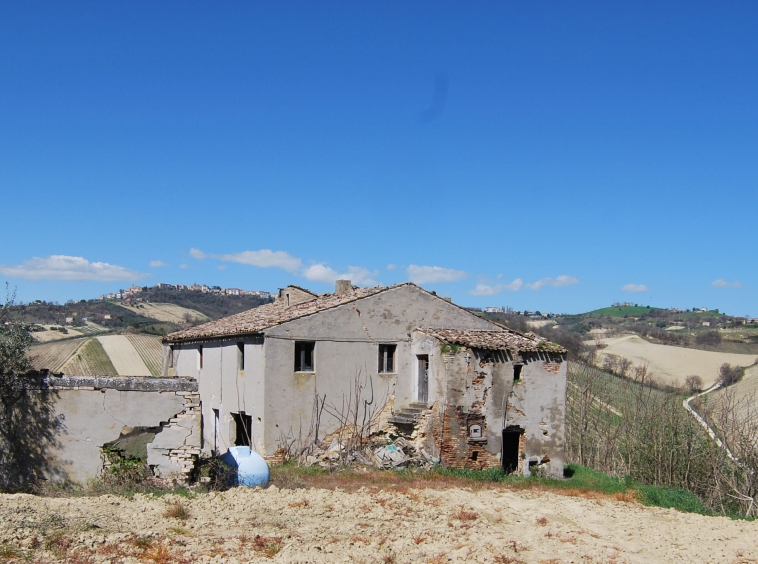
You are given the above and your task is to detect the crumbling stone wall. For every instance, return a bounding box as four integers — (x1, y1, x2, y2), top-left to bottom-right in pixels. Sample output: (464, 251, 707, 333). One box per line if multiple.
(42, 376, 200, 483)
(146, 390, 201, 478)
(435, 348, 510, 470)
(414, 336, 567, 476)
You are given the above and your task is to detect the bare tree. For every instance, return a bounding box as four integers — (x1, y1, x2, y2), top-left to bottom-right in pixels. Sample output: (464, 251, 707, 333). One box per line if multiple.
(719, 363, 744, 386)
(685, 375, 703, 395)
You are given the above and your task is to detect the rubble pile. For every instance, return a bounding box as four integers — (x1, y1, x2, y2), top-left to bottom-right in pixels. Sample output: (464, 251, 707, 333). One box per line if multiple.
(301, 437, 439, 469)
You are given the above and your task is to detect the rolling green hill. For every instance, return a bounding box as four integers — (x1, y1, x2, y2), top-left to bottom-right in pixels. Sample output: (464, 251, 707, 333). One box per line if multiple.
(587, 305, 662, 317)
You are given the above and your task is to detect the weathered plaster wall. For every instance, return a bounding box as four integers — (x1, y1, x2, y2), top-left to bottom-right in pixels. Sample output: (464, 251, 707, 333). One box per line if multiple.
(505, 352, 568, 477)
(195, 339, 265, 456)
(259, 285, 499, 456)
(44, 377, 198, 483)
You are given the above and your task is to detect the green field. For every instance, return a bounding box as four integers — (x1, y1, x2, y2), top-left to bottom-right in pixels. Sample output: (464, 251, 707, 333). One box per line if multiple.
(61, 338, 118, 376)
(586, 305, 662, 317)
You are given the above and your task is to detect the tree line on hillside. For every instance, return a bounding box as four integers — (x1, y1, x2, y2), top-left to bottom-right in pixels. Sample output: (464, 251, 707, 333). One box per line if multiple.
(566, 361, 758, 516)
(490, 311, 758, 515)
(7, 289, 275, 336)
(139, 287, 273, 319)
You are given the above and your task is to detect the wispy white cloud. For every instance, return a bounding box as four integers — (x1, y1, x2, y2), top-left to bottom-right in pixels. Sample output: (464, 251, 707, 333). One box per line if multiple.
(217, 265, 227, 270)
(302, 264, 379, 286)
(469, 279, 523, 296)
(622, 283, 649, 293)
(149, 260, 170, 268)
(179, 264, 190, 269)
(0, 255, 148, 282)
(386, 264, 397, 271)
(712, 279, 742, 288)
(189, 247, 380, 286)
(526, 275, 580, 290)
(190, 248, 302, 274)
(406, 265, 469, 285)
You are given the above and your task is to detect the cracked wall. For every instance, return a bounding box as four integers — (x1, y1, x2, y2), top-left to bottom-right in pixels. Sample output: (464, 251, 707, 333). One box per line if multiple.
(44, 376, 199, 483)
(411, 332, 568, 476)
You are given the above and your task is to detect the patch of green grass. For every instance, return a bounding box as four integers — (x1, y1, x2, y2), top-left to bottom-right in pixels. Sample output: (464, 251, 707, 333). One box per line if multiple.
(636, 485, 710, 515)
(272, 461, 724, 517)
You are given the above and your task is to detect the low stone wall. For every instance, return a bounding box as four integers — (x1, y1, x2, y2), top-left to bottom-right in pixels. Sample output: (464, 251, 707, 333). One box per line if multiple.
(43, 376, 200, 484)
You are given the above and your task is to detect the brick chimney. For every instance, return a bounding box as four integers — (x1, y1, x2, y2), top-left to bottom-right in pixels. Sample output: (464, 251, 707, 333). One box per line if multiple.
(335, 280, 352, 295)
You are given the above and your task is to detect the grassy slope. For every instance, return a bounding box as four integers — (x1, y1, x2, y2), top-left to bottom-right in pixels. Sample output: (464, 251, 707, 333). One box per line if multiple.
(29, 338, 89, 372)
(265, 463, 711, 516)
(60, 338, 118, 376)
(126, 334, 163, 376)
(587, 305, 662, 317)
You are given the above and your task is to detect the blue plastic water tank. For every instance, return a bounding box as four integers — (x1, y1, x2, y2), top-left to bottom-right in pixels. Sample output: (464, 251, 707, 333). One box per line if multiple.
(220, 446, 269, 487)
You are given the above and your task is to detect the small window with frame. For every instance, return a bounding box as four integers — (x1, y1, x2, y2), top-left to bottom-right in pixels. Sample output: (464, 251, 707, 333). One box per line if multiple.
(198, 345, 203, 370)
(294, 341, 315, 372)
(169, 345, 175, 368)
(378, 344, 397, 373)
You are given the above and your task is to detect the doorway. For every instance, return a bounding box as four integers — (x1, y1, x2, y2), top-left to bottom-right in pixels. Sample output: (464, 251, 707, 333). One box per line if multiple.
(231, 412, 253, 447)
(502, 426, 524, 473)
(416, 355, 429, 403)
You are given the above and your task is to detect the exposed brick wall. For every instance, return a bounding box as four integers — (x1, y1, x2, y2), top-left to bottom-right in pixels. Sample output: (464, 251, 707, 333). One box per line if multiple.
(440, 406, 500, 470)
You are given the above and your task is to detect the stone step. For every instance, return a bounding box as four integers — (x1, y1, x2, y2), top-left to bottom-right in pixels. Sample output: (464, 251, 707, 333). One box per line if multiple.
(388, 415, 418, 425)
(409, 402, 429, 410)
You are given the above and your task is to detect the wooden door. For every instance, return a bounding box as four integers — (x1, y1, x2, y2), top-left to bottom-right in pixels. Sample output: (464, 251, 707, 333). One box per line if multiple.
(417, 355, 429, 403)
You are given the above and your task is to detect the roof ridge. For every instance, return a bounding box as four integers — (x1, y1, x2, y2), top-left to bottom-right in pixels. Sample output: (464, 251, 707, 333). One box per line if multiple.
(165, 283, 404, 342)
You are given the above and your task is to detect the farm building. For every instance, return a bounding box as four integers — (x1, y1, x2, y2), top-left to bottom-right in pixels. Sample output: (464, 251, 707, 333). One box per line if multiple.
(163, 281, 568, 476)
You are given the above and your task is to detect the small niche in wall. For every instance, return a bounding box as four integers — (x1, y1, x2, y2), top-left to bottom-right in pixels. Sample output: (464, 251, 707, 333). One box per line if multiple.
(468, 423, 487, 443)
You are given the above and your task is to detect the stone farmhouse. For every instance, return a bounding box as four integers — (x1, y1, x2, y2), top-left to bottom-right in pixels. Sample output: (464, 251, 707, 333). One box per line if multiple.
(163, 281, 568, 477)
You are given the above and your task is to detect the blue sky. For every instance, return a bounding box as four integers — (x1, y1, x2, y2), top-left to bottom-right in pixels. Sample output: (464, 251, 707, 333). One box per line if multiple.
(1, 2, 756, 315)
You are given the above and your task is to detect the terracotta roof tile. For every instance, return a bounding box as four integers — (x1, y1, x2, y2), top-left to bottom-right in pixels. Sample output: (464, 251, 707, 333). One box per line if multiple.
(165, 285, 392, 342)
(418, 327, 566, 354)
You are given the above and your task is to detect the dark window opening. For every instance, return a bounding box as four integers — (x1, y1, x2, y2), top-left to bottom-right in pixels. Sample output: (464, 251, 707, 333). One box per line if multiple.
(513, 364, 523, 382)
(237, 342, 245, 371)
(502, 426, 524, 473)
(471, 451, 478, 461)
(231, 412, 252, 447)
(169, 345, 174, 368)
(198, 345, 203, 370)
(378, 344, 396, 373)
(295, 341, 315, 372)
(213, 409, 220, 453)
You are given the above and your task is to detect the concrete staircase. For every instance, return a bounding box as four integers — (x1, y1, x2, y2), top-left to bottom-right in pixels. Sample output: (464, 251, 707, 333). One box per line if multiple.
(388, 402, 429, 426)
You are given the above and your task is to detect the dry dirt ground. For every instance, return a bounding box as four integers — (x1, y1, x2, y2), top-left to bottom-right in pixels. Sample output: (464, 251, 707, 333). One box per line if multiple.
(1, 486, 756, 564)
(589, 334, 758, 387)
(32, 326, 85, 343)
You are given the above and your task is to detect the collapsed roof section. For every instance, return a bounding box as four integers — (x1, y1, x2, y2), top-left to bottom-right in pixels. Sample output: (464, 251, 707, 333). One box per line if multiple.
(417, 327, 566, 354)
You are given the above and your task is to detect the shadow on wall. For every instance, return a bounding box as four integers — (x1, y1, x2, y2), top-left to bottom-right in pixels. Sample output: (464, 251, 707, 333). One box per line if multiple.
(0, 373, 68, 492)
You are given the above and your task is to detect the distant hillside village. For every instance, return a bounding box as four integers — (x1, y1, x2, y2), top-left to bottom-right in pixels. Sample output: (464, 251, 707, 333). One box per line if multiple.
(477, 306, 557, 318)
(99, 283, 271, 302)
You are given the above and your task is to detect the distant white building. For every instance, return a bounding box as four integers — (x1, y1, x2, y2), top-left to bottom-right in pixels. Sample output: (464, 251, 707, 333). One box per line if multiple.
(485, 307, 505, 313)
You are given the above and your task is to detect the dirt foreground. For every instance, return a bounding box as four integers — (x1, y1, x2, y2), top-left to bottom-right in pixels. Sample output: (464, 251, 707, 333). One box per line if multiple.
(1, 486, 756, 564)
